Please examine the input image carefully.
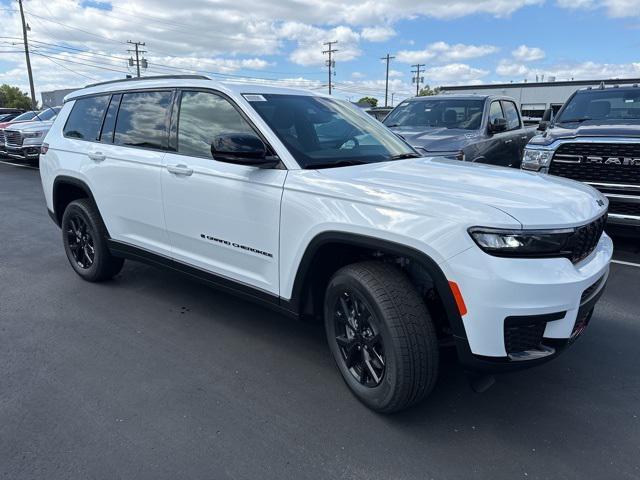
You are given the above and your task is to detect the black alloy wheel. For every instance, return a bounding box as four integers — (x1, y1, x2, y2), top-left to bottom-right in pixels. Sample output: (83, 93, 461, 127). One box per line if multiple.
(66, 214, 95, 269)
(334, 290, 385, 387)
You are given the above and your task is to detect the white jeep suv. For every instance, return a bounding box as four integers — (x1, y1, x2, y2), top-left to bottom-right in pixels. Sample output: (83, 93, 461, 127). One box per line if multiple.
(40, 75, 612, 413)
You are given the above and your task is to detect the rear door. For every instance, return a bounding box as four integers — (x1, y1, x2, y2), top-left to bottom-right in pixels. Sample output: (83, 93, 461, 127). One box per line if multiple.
(86, 90, 174, 255)
(161, 89, 285, 295)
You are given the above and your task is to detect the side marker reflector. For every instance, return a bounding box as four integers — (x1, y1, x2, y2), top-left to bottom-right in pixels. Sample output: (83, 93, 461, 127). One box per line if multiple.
(448, 281, 467, 316)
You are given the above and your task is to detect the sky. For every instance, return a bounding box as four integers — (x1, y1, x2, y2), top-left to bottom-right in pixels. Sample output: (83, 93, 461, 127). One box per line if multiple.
(1, 0, 640, 105)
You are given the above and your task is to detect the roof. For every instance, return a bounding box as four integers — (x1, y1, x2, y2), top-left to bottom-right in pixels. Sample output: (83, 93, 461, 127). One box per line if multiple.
(66, 75, 319, 102)
(441, 77, 640, 91)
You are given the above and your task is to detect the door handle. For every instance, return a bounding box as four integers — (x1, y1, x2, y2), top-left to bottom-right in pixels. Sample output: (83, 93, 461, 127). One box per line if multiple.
(167, 164, 193, 176)
(504, 139, 513, 144)
(88, 152, 106, 162)
(521, 135, 528, 140)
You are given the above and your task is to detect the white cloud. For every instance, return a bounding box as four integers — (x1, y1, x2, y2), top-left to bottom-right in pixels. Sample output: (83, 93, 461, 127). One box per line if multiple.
(496, 59, 640, 81)
(496, 60, 531, 77)
(512, 45, 545, 62)
(423, 63, 489, 83)
(556, 0, 640, 17)
(388, 69, 404, 78)
(396, 42, 498, 64)
(360, 26, 396, 42)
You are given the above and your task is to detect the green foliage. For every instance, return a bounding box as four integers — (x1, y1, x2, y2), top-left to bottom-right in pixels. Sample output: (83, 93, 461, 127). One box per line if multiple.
(0, 84, 33, 109)
(358, 96, 378, 107)
(417, 85, 441, 97)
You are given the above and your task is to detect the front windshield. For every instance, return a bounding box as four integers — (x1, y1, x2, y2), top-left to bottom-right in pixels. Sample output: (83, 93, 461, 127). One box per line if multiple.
(384, 98, 484, 130)
(247, 94, 417, 169)
(36, 107, 60, 121)
(557, 89, 640, 123)
(12, 111, 37, 122)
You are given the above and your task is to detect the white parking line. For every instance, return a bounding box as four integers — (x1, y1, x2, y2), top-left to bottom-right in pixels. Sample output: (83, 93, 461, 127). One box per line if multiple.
(0, 159, 39, 170)
(612, 259, 640, 268)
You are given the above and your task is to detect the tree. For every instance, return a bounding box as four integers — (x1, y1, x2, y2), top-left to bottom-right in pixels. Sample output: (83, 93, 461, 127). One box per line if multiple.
(417, 85, 441, 97)
(357, 96, 378, 107)
(0, 84, 33, 110)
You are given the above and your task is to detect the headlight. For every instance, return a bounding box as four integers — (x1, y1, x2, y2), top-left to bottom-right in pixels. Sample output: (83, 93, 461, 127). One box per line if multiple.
(468, 227, 574, 257)
(522, 148, 553, 171)
(22, 131, 45, 139)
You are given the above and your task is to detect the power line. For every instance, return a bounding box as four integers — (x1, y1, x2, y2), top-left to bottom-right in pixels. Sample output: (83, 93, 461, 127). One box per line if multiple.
(322, 40, 338, 95)
(31, 48, 98, 81)
(411, 63, 425, 96)
(380, 53, 395, 107)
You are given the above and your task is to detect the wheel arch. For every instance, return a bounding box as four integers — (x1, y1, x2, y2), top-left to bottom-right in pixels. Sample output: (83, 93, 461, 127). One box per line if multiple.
(52, 175, 99, 228)
(284, 231, 467, 341)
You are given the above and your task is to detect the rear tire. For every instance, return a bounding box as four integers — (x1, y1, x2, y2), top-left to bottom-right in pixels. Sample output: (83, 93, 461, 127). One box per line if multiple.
(61, 198, 124, 282)
(324, 261, 439, 413)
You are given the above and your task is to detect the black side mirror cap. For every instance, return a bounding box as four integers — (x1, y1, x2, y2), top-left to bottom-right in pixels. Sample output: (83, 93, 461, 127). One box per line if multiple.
(538, 107, 553, 131)
(488, 117, 507, 134)
(211, 133, 279, 168)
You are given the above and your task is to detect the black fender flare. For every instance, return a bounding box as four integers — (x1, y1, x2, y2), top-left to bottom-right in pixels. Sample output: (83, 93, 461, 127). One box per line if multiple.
(52, 175, 98, 226)
(284, 231, 467, 341)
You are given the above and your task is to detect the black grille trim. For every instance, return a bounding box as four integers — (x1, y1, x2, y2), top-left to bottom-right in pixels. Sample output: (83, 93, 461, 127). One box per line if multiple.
(504, 312, 565, 354)
(549, 142, 640, 185)
(565, 213, 607, 263)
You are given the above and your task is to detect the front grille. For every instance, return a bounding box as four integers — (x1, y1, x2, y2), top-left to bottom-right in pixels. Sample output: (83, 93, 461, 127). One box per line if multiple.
(608, 199, 640, 217)
(504, 321, 546, 354)
(0, 129, 5, 145)
(564, 214, 607, 263)
(549, 142, 640, 185)
(4, 130, 23, 147)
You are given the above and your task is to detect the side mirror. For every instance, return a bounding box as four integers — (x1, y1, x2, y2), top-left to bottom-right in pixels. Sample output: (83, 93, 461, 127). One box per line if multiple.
(488, 117, 507, 134)
(211, 133, 279, 168)
(538, 107, 553, 131)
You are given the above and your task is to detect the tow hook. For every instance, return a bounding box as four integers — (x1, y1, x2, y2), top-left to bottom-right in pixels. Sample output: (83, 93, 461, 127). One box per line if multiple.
(467, 373, 496, 393)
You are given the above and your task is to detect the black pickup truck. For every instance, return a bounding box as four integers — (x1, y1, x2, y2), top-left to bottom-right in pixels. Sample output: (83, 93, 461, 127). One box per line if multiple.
(522, 84, 640, 230)
(383, 94, 536, 168)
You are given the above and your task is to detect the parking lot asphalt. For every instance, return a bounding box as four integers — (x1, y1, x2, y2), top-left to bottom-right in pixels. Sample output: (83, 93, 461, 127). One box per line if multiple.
(1, 160, 639, 480)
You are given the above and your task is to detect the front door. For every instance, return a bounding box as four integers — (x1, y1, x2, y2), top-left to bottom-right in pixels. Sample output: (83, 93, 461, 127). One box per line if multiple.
(161, 90, 286, 295)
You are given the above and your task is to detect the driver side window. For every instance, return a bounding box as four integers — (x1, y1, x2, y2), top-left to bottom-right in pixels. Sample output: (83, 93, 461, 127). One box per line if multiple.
(489, 101, 505, 124)
(178, 91, 254, 159)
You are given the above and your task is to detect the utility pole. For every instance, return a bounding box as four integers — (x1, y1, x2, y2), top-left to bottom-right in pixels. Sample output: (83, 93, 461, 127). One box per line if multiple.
(411, 63, 425, 96)
(17, 0, 36, 109)
(127, 40, 147, 78)
(391, 92, 395, 107)
(322, 41, 338, 95)
(380, 53, 395, 107)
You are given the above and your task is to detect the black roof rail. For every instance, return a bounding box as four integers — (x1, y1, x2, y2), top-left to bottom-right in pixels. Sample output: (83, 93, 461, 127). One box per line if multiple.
(84, 74, 210, 88)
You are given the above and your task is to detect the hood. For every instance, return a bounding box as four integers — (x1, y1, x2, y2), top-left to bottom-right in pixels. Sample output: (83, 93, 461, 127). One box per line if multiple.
(6, 120, 53, 132)
(0, 119, 31, 129)
(545, 119, 640, 142)
(309, 157, 607, 229)
(389, 125, 480, 152)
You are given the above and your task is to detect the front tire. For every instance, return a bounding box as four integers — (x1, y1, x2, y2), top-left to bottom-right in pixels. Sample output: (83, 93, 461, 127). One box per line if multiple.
(324, 261, 439, 413)
(61, 198, 124, 282)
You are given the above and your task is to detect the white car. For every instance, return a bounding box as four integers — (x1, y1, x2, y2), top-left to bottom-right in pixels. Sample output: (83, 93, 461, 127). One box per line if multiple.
(40, 75, 612, 412)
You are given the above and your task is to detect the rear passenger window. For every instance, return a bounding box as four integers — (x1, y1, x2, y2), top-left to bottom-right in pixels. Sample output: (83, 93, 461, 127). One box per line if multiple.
(114, 91, 172, 150)
(99, 94, 121, 143)
(63, 95, 110, 140)
(502, 101, 521, 130)
(177, 91, 254, 159)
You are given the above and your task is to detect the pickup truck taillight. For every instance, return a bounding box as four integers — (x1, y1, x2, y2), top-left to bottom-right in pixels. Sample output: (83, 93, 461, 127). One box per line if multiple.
(41, 143, 49, 155)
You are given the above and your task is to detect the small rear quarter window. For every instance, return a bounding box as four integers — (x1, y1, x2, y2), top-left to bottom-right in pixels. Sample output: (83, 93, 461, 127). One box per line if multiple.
(63, 95, 110, 140)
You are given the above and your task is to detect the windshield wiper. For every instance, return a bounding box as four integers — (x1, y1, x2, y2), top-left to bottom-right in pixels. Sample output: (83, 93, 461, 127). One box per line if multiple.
(557, 116, 592, 123)
(390, 152, 421, 160)
(307, 159, 369, 169)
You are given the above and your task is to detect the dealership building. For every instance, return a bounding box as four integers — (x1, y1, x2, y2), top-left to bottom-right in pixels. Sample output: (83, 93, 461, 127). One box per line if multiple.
(439, 77, 640, 121)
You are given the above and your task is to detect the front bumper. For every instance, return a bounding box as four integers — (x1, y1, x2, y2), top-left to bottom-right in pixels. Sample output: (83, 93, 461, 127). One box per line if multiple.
(441, 232, 613, 373)
(5, 145, 41, 160)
